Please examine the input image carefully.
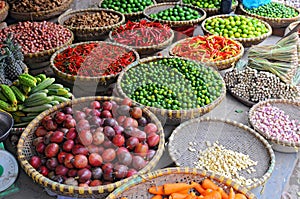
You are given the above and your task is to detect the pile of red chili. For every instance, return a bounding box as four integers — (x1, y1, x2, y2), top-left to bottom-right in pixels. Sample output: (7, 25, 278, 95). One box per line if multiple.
(53, 42, 136, 76)
(171, 35, 242, 62)
(111, 20, 172, 47)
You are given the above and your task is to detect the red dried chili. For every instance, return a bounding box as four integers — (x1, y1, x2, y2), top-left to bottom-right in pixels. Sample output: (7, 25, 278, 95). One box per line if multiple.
(171, 35, 242, 62)
(53, 42, 136, 77)
(111, 20, 172, 47)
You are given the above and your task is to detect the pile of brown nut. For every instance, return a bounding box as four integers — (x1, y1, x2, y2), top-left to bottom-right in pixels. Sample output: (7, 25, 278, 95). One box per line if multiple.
(11, 0, 64, 12)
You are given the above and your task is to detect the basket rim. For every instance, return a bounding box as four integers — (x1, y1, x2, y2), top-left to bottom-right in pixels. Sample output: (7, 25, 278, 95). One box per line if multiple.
(239, 3, 300, 22)
(98, 0, 157, 17)
(227, 88, 256, 107)
(169, 35, 244, 68)
(17, 96, 165, 196)
(201, 14, 272, 44)
(10, 0, 73, 16)
(116, 55, 226, 117)
(49, 41, 140, 82)
(108, 23, 174, 51)
(57, 8, 125, 32)
(167, 117, 276, 190)
(143, 2, 207, 27)
(106, 167, 258, 199)
(248, 98, 300, 148)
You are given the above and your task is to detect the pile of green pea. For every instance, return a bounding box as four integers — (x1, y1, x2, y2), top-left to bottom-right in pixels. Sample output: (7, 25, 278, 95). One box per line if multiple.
(244, 2, 299, 18)
(120, 58, 224, 110)
(204, 15, 269, 38)
(149, 5, 201, 21)
(182, 0, 235, 9)
(101, 0, 153, 14)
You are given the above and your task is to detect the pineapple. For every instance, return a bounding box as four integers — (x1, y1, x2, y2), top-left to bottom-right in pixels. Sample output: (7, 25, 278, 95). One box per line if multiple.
(2, 33, 24, 61)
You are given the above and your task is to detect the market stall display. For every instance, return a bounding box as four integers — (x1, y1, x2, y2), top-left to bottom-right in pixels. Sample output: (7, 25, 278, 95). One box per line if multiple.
(50, 41, 139, 95)
(249, 99, 300, 153)
(116, 56, 226, 124)
(9, 0, 74, 21)
(239, 2, 300, 28)
(201, 14, 272, 47)
(106, 167, 257, 199)
(169, 35, 244, 70)
(17, 96, 165, 198)
(0, 1, 8, 22)
(0, 21, 74, 70)
(168, 117, 275, 189)
(58, 8, 125, 41)
(109, 20, 174, 56)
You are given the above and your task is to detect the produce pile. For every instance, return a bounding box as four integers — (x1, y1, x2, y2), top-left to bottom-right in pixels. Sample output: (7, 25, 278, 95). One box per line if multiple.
(0, 21, 72, 54)
(0, 73, 72, 127)
(244, 2, 299, 18)
(170, 35, 242, 62)
(100, 0, 154, 14)
(10, 0, 64, 12)
(251, 103, 300, 143)
(0, 1, 5, 9)
(63, 11, 121, 28)
(183, 0, 235, 9)
(28, 98, 161, 186)
(111, 20, 172, 47)
(53, 42, 137, 77)
(149, 5, 202, 21)
(121, 58, 224, 110)
(204, 15, 269, 38)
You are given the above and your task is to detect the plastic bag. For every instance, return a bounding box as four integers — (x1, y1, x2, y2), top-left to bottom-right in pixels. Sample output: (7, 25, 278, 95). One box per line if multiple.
(242, 0, 271, 9)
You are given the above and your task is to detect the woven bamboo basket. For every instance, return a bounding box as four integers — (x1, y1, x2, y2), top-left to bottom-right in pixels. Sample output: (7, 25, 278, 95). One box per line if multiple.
(249, 99, 300, 153)
(98, 0, 156, 20)
(168, 117, 275, 190)
(109, 25, 174, 56)
(169, 36, 244, 70)
(116, 56, 226, 125)
(106, 167, 257, 199)
(0, 2, 8, 22)
(201, 14, 272, 48)
(143, 3, 207, 28)
(50, 41, 139, 95)
(17, 96, 165, 198)
(9, 0, 73, 21)
(58, 8, 125, 42)
(239, 3, 300, 28)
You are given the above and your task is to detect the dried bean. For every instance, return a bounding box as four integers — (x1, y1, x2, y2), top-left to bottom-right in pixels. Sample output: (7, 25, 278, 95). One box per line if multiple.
(0, 21, 72, 54)
(11, 0, 63, 12)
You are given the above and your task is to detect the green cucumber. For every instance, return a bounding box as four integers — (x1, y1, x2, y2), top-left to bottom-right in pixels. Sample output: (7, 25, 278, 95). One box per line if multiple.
(49, 101, 60, 106)
(24, 92, 47, 105)
(48, 88, 69, 96)
(20, 115, 37, 122)
(47, 84, 64, 89)
(36, 74, 47, 81)
(62, 92, 73, 99)
(11, 86, 26, 102)
(0, 84, 17, 106)
(13, 121, 30, 127)
(0, 100, 17, 112)
(0, 91, 8, 102)
(21, 85, 31, 95)
(19, 75, 36, 88)
(53, 96, 70, 103)
(22, 104, 52, 113)
(24, 96, 54, 107)
(31, 78, 55, 94)
(26, 112, 40, 117)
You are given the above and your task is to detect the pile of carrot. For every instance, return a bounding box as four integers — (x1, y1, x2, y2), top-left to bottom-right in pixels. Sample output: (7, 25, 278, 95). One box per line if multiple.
(145, 178, 248, 199)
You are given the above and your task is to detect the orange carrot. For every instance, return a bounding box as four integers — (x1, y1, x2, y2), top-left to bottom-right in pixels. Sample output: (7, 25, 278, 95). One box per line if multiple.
(169, 193, 190, 199)
(191, 182, 206, 195)
(202, 189, 213, 196)
(164, 183, 195, 195)
(234, 194, 247, 199)
(217, 188, 229, 199)
(149, 185, 164, 195)
(202, 179, 219, 190)
(178, 189, 190, 194)
(228, 188, 235, 199)
(151, 195, 163, 199)
(203, 191, 222, 199)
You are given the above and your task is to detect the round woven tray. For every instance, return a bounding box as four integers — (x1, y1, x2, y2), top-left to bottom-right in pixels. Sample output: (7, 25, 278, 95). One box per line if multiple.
(239, 3, 300, 28)
(168, 117, 275, 190)
(58, 8, 125, 42)
(50, 41, 139, 92)
(143, 2, 207, 28)
(109, 25, 174, 56)
(228, 89, 256, 107)
(249, 99, 300, 153)
(116, 56, 226, 125)
(98, 0, 156, 20)
(9, 0, 73, 21)
(201, 14, 272, 48)
(0, 2, 8, 22)
(17, 96, 165, 198)
(169, 36, 244, 70)
(106, 167, 257, 199)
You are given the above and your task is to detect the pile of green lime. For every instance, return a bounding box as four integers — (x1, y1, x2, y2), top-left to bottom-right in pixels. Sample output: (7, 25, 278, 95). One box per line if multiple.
(120, 58, 224, 110)
(182, 0, 235, 9)
(100, 0, 153, 14)
(244, 2, 299, 18)
(204, 15, 269, 38)
(149, 5, 201, 21)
